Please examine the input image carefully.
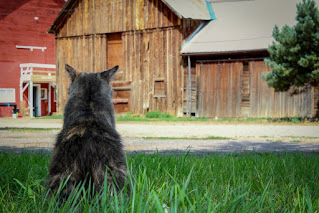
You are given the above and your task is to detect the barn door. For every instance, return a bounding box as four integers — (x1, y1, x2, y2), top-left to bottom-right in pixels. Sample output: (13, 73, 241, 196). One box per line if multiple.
(196, 61, 242, 118)
(107, 33, 131, 114)
(107, 33, 123, 79)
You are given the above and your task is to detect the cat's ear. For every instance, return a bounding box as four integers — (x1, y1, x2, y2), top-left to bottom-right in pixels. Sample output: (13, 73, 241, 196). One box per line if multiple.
(65, 63, 81, 82)
(100, 65, 119, 82)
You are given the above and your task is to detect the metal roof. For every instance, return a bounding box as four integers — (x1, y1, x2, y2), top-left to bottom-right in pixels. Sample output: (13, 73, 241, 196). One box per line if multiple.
(181, 0, 319, 55)
(161, 0, 213, 20)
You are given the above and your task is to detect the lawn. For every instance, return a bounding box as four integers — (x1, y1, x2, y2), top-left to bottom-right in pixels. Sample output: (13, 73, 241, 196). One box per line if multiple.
(0, 152, 318, 212)
(37, 111, 319, 125)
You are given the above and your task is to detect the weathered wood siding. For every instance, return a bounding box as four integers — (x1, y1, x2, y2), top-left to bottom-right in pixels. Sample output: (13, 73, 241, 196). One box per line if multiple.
(196, 61, 242, 118)
(55, 35, 107, 113)
(195, 60, 317, 118)
(54, 0, 203, 116)
(56, 0, 181, 38)
(249, 61, 314, 118)
(182, 58, 197, 115)
(181, 21, 205, 115)
(55, 29, 184, 116)
(314, 87, 319, 117)
(122, 28, 183, 115)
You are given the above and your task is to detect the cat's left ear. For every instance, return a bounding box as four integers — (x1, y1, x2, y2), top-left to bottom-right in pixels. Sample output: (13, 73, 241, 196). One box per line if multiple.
(100, 65, 119, 82)
(65, 63, 81, 82)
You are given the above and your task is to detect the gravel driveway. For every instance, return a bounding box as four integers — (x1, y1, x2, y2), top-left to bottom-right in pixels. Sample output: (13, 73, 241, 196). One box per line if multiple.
(1, 118, 319, 153)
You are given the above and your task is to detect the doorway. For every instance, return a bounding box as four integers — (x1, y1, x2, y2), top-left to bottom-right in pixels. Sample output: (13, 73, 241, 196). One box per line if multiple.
(107, 33, 131, 114)
(196, 61, 243, 118)
(32, 84, 41, 117)
(107, 33, 123, 80)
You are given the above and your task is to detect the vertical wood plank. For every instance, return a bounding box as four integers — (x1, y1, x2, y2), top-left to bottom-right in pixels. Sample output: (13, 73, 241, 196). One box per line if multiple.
(95, 0, 100, 33)
(176, 29, 183, 116)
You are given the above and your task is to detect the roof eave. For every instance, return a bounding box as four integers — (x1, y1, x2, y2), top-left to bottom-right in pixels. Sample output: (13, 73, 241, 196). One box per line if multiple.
(160, 0, 183, 19)
(161, 0, 213, 20)
(48, 0, 211, 34)
(48, 0, 77, 34)
(180, 48, 268, 56)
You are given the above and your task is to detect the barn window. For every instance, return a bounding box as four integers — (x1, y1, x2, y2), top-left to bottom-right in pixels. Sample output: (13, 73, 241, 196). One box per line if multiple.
(154, 78, 166, 98)
(41, 88, 47, 100)
(53, 88, 57, 102)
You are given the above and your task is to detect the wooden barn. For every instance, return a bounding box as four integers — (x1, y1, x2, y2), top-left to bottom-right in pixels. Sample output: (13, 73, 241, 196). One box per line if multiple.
(181, 0, 319, 118)
(48, 0, 214, 116)
(50, 0, 318, 118)
(0, 0, 65, 117)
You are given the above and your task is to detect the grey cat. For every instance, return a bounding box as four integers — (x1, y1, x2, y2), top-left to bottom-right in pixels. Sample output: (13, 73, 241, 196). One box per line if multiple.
(47, 64, 129, 198)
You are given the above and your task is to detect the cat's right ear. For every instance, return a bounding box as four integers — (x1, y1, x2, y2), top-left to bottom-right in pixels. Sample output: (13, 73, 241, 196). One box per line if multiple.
(65, 64, 80, 82)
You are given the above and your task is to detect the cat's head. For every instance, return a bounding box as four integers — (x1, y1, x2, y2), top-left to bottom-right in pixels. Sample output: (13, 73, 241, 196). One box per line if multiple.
(65, 64, 119, 100)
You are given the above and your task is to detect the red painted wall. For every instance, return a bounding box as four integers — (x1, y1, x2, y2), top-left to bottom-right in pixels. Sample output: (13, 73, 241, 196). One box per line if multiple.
(22, 83, 56, 116)
(0, 0, 64, 117)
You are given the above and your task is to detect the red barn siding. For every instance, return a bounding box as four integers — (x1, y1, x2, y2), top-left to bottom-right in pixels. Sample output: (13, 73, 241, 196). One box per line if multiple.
(0, 0, 64, 117)
(22, 83, 57, 116)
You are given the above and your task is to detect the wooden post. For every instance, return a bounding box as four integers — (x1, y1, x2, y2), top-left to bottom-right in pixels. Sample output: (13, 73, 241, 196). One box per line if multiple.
(48, 83, 51, 115)
(20, 67, 23, 101)
(29, 81, 33, 118)
(188, 56, 192, 116)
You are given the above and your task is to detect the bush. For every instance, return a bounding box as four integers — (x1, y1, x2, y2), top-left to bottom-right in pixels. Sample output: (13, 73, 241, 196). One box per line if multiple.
(145, 111, 174, 119)
(291, 116, 301, 124)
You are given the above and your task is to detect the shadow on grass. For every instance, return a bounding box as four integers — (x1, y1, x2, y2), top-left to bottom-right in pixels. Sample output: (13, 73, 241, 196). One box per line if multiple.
(1, 142, 319, 155)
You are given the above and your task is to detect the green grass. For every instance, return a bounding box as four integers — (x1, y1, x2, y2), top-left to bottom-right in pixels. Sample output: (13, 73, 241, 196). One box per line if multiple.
(145, 111, 174, 119)
(116, 112, 149, 121)
(116, 112, 209, 122)
(32, 111, 319, 125)
(290, 140, 302, 143)
(36, 114, 63, 119)
(0, 152, 319, 212)
(142, 136, 231, 140)
(116, 111, 319, 124)
(0, 127, 60, 132)
(266, 139, 283, 142)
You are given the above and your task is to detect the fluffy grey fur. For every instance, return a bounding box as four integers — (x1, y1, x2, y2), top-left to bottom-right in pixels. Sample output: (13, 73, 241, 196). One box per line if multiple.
(47, 64, 129, 198)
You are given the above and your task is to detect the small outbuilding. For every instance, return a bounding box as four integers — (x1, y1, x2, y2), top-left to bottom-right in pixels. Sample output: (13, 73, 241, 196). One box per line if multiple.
(181, 0, 319, 118)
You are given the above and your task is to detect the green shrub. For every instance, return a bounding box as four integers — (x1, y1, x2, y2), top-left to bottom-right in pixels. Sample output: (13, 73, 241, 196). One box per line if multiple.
(145, 111, 174, 119)
(291, 116, 301, 124)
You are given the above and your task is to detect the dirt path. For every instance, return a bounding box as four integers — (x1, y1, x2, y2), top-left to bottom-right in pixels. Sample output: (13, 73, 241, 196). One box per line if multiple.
(1, 118, 319, 153)
(1, 118, 319, 138)
(117, 123, 319, 140)
(1, 129, 319, 153)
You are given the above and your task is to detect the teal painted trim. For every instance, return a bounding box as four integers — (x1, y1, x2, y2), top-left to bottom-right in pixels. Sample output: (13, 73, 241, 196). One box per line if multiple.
(206, 1, 216, 20)
(181, 21, 209, 50)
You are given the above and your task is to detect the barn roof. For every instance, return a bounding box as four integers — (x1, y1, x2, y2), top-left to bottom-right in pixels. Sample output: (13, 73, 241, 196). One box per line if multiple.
(181, 0, 319, 55)
(161, 0, 213, 20)
(48, 0, 213, 33)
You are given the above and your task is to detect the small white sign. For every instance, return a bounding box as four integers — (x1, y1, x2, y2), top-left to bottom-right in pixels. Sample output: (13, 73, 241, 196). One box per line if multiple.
(0, 88, 16, 103)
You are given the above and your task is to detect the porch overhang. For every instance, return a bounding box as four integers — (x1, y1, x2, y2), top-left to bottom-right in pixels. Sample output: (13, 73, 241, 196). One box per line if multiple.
(20, 63, 56, 117)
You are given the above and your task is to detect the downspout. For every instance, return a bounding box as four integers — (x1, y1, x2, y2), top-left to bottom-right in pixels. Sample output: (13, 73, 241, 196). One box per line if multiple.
(188, 56, 192, 117)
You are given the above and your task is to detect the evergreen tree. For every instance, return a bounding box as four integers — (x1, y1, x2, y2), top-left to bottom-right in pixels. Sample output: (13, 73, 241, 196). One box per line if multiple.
(263, 0, 319, 92)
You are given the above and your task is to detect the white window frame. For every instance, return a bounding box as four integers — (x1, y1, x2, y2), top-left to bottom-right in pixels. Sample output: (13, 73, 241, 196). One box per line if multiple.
(40, 88, 47, 100)
(53, 88, 57, 102)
